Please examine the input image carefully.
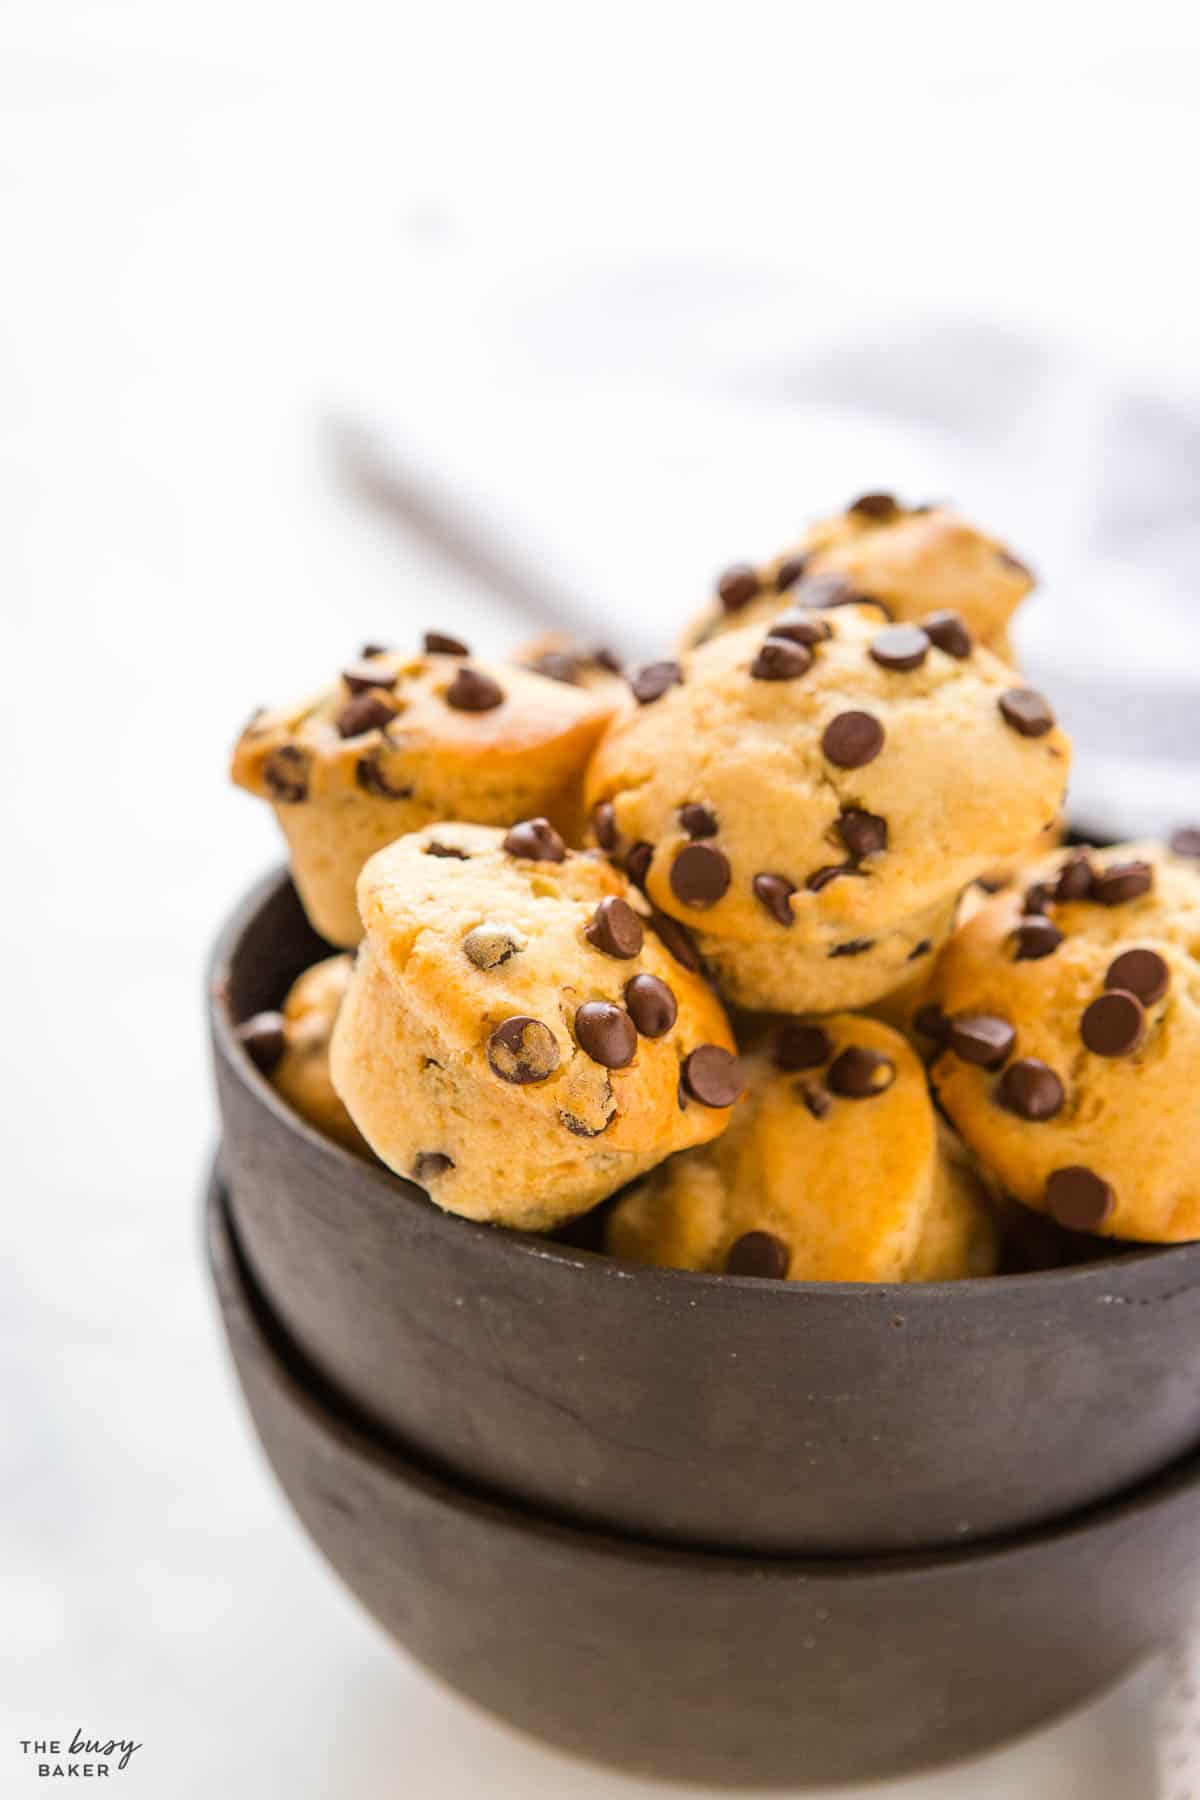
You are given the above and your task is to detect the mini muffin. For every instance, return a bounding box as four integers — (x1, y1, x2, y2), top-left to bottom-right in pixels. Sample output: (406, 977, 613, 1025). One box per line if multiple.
(867, 815, 1065, 1041)
(585, 604, 1070, 1013)
(969, 816, 1065, 911)
(606, 1015, 998, 1282)
(329, 820, 741, 1231)
(235, 954, 367, 1155)
(682, 493, 1034, 658)
(231, 633, 619, 946)
(514, 632, 631, 699)
(926, 842, 1200, 1242)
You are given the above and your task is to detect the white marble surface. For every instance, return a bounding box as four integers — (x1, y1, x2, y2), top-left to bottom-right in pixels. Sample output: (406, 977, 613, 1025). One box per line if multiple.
(3, 5, 1200, 1793)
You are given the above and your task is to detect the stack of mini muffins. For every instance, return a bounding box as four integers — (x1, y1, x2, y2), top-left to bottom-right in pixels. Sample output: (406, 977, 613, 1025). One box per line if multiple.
(230, 493, 1200, 1280)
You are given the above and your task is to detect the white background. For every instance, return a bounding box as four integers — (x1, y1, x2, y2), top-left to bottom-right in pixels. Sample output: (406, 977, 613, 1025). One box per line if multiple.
(2, 4, 1200, 1795)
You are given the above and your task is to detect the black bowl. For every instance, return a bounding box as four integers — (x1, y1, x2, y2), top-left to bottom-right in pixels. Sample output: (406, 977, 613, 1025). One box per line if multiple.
(210, 869, 1200, 1556)
(208, 1167, 1200, 1788)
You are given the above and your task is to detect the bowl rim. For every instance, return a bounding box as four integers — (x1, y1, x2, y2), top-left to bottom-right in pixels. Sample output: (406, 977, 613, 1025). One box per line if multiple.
(210, 864, 1200, 1304)
(208, 1164, 1200, 1578)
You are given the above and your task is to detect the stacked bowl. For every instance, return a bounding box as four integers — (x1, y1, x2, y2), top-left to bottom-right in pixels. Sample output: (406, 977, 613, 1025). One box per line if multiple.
(208, 868, 1200, 1788)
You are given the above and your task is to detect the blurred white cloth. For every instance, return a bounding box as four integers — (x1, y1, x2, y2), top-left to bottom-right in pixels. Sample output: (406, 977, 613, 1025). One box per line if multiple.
(349, 267, 1200, 840)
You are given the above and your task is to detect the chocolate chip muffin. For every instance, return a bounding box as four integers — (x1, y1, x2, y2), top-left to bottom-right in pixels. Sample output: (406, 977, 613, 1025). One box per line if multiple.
(230, 635, 619, 946)
(235, 954, 368, 1155)
(606, 1016, 999, 1282)
(682, 494, 1034, 660)
(585, 603, 1070, 1013)
(925, 842, 1200, 1242)
(970, 816, 1065, 908)
(513, 632, 631, 699)
(867, 816, 1066, 1041)
(328, 820, 741, 1230)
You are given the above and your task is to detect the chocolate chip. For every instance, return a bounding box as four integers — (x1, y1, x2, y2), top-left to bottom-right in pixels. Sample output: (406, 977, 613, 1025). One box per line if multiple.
(625, 842, 653, 890)
(948, 1013, 1015, 1069)
(799, 1080, 832, 1119)
(236, 1011, 286, 1074)
(335, 690, 398, 738)
(766, 610, 832, 647)
(1046, 1166, 1115, 1233)
(446, 666, 504, 712)
(487, 1015, 560, 1084)
(1105, 948, 1169, 1006)
(671, 843, 731, 908)
(999, 687, 1055, 737)
(997, 1059, 1064, 1121)
(829, 938, 875, 958)
(503, 817, 566, 862)
(559, 1109, 613, 1138)
(1093, 861, 1154, 906)
(631, 660, 683, 705)
(1081, 990, 1146, 1057)
(425, 841, 470, 859)
(592, 646, 623, 674)
(870, 623, 930, 672)
(591, 800, 620, 852)
(412, 1151, 454, 1181)
(774, 555, 808, 592)
(355, 748, 412, 798)
(827, 1046, 895, 1098)
(751, 636, 813, 681)
(837, 808, 888, 860)
(624, 973, 677, 1037)
(922, 610, 973, 658)
(1024, 881, 1053, 914)
(806, 863, 854, 893)
(717, 563, 761, 612)
(679, 803, 718, 839)
(424, 631, 469, 656)
(584, 895, 644, 959)
(907, 938, 932, 961)
(725, 1231, 789, 1279)
(575, 1001, 637, 1069)
(647, 908, 702, 971)
(263, 744, 311, 803)
(1013, 915, 1063, 960)
(800, 572, 875, 612)
(1170, 826, 1200, 859)
(774, 1022, 832, 1071)
(913, 1003, 949, 1044)
(849, 491, 899, 520)
(463, 923, 523, 969)
(527, 650, 580, 685)
(360, 640, 390, 658)
(1054, 851, 1095, 902)
(682, 1045, 744, 1107)
(342, 660, 399, 695)
(822, 710, 885, 768)
(752, 872, 796, 926)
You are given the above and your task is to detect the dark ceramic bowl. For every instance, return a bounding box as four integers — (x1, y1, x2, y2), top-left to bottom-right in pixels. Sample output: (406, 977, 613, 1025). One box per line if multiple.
(208, 1168, 1200, 1789)
(210, 869, 1200, 1556)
